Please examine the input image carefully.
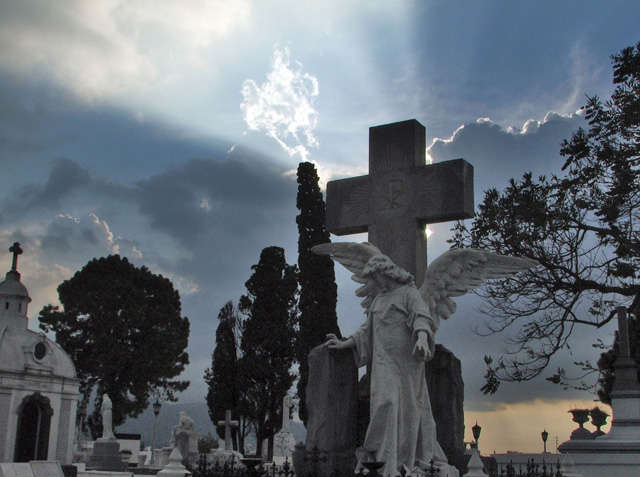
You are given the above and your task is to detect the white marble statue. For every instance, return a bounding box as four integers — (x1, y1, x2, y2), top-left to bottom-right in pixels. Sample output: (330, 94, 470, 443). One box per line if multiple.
(170, 411, 198, 465)
(101, 394, 115, 440)
(273, 394, 296, 459)
(170, 411, 196, 447)
(314, 243, 537, 476)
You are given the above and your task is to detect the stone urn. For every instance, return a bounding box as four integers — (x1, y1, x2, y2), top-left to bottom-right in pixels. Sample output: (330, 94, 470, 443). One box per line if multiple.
(568, 408, 593, 440)
(590, 407, 609, 437)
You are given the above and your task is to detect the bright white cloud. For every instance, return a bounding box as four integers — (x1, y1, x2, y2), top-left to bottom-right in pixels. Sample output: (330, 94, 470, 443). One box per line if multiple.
(241, 46, 320, 162)
(0, 0, 251, 101)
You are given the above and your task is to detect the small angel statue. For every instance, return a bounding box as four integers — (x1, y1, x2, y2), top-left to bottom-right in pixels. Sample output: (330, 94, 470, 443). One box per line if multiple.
(313, 242, 537, 477)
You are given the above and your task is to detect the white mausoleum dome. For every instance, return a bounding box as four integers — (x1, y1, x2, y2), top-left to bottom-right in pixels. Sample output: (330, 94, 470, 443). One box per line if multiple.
(0, 242, 76, 378)
(0, 270, 30, 299)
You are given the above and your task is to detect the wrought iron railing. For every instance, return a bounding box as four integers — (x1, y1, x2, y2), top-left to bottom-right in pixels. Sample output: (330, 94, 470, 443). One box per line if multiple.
(188, 453, 563, 477)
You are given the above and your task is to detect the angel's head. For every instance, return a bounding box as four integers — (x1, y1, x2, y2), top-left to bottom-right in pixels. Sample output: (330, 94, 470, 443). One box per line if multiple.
(362, 255, 415, 290)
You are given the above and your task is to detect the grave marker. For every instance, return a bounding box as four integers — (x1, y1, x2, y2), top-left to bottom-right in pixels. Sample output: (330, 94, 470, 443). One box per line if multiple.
(217, 410, 238, 452)
(326, 119, 473, 285)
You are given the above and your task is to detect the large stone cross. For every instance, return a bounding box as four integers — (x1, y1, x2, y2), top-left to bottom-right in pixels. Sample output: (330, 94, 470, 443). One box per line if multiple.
(217, 410, 239, 451)
(326, 119, 474, 285)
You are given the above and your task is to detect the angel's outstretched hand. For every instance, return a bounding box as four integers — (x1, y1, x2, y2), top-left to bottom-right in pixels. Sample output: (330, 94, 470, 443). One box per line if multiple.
(413, 331, 431, 361)
(325, 333, 354, 350)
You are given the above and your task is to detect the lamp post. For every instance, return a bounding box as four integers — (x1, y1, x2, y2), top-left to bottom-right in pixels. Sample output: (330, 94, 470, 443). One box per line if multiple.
(150, 400, 161, 465)
(472, 421, 482, 451)
(541, 429, 549, 454)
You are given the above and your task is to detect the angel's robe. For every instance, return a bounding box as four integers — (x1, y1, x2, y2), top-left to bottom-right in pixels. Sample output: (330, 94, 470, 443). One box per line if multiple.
(350, 284, 450, 475)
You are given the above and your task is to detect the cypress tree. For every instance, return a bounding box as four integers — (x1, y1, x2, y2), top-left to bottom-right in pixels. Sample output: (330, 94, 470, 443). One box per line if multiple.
(238, 246, 298, 455)
(204, 301, 240, 448)
(295, 162, 341, 425)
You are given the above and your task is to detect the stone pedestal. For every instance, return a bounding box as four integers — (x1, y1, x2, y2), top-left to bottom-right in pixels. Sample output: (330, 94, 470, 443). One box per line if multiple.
(557, 307, 640, 477)
(298, 345, 358, 476)
(425, 344, 466, 474)
(86, 439, 127, 472)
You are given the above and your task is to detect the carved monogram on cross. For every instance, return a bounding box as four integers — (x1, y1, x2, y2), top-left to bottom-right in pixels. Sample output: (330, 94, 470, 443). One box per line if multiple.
(325, 120, 474, 285)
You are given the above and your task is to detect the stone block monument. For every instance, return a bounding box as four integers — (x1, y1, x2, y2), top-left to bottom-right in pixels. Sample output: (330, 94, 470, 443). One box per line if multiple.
(294, 346, 359, 476)
(426, 344, 466, 473)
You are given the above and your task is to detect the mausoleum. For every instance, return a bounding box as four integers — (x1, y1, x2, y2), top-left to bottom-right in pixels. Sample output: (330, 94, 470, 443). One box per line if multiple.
(0, 243, 81, 464)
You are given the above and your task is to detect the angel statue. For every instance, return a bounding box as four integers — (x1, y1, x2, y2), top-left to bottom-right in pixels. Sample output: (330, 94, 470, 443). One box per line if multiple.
(313, 242, 537, 477)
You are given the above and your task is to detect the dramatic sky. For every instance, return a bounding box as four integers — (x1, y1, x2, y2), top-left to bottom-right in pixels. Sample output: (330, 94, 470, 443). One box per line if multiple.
(2, 0, 639, 453)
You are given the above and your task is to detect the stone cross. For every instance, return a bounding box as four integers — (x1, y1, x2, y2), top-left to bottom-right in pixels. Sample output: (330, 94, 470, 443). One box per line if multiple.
(325, 119, 474, 285)
(9, 242, 23, 271)
(217, 410, 238, 451)
(281, 394, 293, 433)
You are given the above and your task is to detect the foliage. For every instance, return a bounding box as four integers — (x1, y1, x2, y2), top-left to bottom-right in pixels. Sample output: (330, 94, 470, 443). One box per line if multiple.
(450, 42, 640, 394)
(197, 433, 219, 453)
(295, 161, 340, 425)
(204, 301, 243, 449)
(38, 255, 190, 438)
(238, 246, 298, 455)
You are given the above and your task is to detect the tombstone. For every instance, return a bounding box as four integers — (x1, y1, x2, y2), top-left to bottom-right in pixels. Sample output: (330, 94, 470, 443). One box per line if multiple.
(217, 410, 238, 452)
(85, 439, 126, 472)
(426, 345, 466, 473)
(0, 462, 65, 477)
(29, 462, 64, 477)
(319, 119, 473, 472)
(0, 463, 35, 477)
(209, 411, 243, 468)
(170, 412, 198, 466)
(295, 346, 359, 477)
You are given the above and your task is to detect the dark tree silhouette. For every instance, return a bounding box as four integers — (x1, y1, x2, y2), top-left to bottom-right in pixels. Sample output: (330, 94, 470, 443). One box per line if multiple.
(204, 301, 242, 449)
(295, 161, 340, 424)
(39, 255, 190, 437)
(450, 42, 640, 394)
(238, 247, 298, 456)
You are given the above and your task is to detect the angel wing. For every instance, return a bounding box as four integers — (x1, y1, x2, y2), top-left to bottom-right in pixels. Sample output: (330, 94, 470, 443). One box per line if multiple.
(419, 248, 538, 320)
(311, 242, 383, 310)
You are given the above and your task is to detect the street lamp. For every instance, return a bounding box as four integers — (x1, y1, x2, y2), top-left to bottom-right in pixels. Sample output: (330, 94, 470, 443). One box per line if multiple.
(472, 422, 482, 443)
(150, 400, 161, 465)
(541, 429, 549, 453)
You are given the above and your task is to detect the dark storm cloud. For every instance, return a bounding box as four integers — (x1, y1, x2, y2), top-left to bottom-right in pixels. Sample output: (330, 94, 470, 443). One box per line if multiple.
(134, 150, 297, 247)
(12, 158, 91, 210)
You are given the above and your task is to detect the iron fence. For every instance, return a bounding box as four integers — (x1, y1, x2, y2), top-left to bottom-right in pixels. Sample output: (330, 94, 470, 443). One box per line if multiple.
(188, 453, 563, 477)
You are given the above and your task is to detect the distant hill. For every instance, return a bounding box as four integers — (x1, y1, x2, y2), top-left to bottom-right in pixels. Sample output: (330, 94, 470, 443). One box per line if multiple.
(116, 402, 306, 449)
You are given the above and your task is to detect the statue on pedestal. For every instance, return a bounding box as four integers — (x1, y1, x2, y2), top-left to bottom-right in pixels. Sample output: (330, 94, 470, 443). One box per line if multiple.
(101, 394, 115, 440)
(315, 242, 537, 476)
(170, 412, 198, 465)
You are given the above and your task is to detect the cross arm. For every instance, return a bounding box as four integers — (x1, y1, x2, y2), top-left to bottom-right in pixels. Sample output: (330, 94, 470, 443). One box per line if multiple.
(325, 175, 371, 235)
